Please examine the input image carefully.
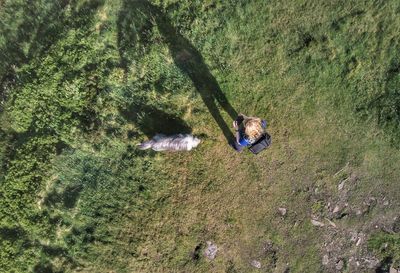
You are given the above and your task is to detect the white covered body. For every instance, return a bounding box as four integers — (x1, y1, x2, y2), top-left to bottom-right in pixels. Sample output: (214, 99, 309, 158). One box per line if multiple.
(137, 134, 201, 151)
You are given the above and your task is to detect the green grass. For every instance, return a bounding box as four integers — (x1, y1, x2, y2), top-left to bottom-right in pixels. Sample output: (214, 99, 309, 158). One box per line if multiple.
(0, 0, 399, 272)
(368, 232, 400, 269)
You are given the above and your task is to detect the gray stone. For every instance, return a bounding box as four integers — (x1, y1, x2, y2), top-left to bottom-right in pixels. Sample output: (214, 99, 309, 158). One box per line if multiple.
(390, 266, 400, 273)
(251, 260, 261, 269)
(311, 219, 325, 227)
(350, 231, 358, 242)
(338, 180, 346, 191)
(322, 254, 329, 265)
(336, 259, 344, 271)
(364, 257, 380, 269)
(333, 205, 341, 214)
(278, 207, 287, 216)
(326, 218, 337, 228)
(348, 257, 356, 267)
(356, 237, 363, 247)
(204, 241, 218, 260)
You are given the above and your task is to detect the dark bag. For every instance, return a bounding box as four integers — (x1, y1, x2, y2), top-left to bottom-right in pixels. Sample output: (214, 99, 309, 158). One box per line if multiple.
(249, 132, 271, 155)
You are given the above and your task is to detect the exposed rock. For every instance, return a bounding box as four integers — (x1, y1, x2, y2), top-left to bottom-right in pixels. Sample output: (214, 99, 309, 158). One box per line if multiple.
(350, 231, 358, 242)
(349, 174, 359, 183)
(338, 180, 346, 191)
(349, 231, 364, 246)
(363, 257, 380, 269)
(336, 259, 344, 270)
(278, 207, 287, 216)
(322, 254, 329, 265)
(331, 204, 349, 219)
(311, 219, 325, 227)
(364, 197, 377, 212)
(356, 237, 363, 247)
(390, 266, 400, 273)
(333, 205, 341, 214)
(262, 241, 274, 253)
(348, 257, 357, 268)
(325, 218, 337, 228)
(251, 260, 261, 269)
(392, 216, 400, 233)
(204, 241, 218, 260)
(261, 241, 278, 268)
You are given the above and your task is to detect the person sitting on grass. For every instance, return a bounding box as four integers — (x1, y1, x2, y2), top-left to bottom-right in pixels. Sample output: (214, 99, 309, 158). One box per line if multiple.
(231, 114, 267, 152)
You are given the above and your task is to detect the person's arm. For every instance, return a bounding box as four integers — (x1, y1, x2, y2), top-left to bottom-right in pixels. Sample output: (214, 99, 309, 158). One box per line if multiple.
(233, 113, 247, 129)
(233, 114, 249, 145)
(239, 113, 248, 120)
(235, 129, 241, 144)
(233, 119, 241, 143)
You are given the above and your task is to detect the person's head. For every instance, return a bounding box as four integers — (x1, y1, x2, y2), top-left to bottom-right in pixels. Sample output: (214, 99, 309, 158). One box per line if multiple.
(244, 117, 263, 140)
(192, 136, 201, 147)
(187, 135, 201, 150)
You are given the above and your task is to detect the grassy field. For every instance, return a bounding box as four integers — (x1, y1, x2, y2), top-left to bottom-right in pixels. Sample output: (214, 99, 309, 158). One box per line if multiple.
(0, 0, 399, 272)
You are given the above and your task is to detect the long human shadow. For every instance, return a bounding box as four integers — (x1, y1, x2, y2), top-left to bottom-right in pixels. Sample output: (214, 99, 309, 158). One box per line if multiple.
(118, 0, 238, 142)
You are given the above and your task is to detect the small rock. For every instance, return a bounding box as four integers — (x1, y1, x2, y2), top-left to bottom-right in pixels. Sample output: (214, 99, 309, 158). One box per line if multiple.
(311, 219, 325, 227)
(204, 241, 218, 260)
(364, 257, 380, 269)
(336, 259, 344, 270)
(350, 174, 359, 182)
(322, 254, 329, 265)
(356, 237, 363, 247)
(338, 180, 346, 191)
(390, 266, 400, 273)
(350, 231, 358, 242)
(325, 218, 337, 228)
(384, 243, 389, 249)
(393, 217, 400, 233)
(251, 260, 261, 269)
(362, 197, 377, 214)
(278, 207, 287, 216)
(333, 205, 341, 214)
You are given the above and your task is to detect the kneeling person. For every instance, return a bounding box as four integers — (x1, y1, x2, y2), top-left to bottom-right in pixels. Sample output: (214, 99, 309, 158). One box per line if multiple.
(232, 114, 270, 154)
